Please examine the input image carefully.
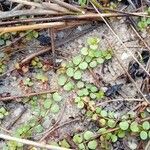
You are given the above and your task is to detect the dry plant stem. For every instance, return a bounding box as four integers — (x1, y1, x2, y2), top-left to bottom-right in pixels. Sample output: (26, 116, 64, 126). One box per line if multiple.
(0, 89, 57, 101)
(96, 98, 143, 106)
(0, 134, 72, 150)
(0, 12, 149, 25)
(0, 9, 60, 19)
(91, 1, 150, 78)
(40, 118, 80, 141)
(49, 0, 84, 13)
(0, 22, 65, 34)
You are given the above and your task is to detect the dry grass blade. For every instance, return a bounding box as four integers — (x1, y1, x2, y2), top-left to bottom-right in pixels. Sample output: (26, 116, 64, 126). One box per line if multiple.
(0, 9, 59, 19)
(0, 22, 65, 34)
(0, 134, 72, 150)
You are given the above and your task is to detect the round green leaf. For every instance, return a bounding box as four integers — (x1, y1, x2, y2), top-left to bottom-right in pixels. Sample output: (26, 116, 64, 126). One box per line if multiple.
(73, 70, 82, 80)
(85, 56, 92, 63)
(51, 104, 60, 113)
(89, 61, 97, 68)
(77, 81, 84, 89)
(63, 82, 74, 91)
(97, 58, 104, 64)
(81, 47, 88, 55)
(82, 88, 89, 96)
(140, 131, 148, 140)
(130, 121, 139, 132)
(0, 39, 5, 46)
(77, 90, 84, 97)
(58, 75, 67, 86)
(94, 50, 102, 57)
(117, 130, 125, 138)
(43, 99, 52, 109)
(66, 68, 74, 77)
(79, 62, 88, 70)
(111, 135, 118, 143)
(83, 131, 94, 140)
(75, 97, 81, 103)
(105, 53, 112, 60)
(90, 93, 97, 99)
(0, 113, 4, 119)
(52, 92, 62, 102)
(90, 86, 98, 92)
(73, 134, 83, 144)
(73, 55, 82, 66)
(107, 119, 116, 128)
(90, 44, 98, 50)
(99, 118, 106, 126)
(87, 140, 98, 150)
(77, 101, 84, 109)
(78, 143, 85, 150)
(119, 121, 129, 131)
(100, 110, 107, 117)
(142, 121, 150, 130)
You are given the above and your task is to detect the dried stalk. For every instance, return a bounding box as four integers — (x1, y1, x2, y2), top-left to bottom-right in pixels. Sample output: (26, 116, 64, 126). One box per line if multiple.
(0, 89, 57, 101)
(0, 22, 65, 34)
(0, 9, 59, 19)
(49, 0, 84, 13)
(0, 12, 148, 24)
(0, 134, 71, 150)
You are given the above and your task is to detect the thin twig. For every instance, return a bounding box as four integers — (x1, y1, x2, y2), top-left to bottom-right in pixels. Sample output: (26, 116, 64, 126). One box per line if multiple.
(0, 134, 72, 150)
(96, 98, 144, 106)
(0, 89, 57, 101)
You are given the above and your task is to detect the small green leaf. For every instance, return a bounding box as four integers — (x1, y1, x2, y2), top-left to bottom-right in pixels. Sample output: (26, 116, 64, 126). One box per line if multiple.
(34, 124, 43, 133)
(73, 55, 82, 66)
(105, 53, 112, 60)
(90, 93, 97, 99)
(0, 113, 4, 119)
(79, 62, 88, 70)
(78, 143, 85, 150)
(75, 97, 81, 103)
(58, 75, 67, 86)
(51, 104, 60, 113)
(73, 70, 82, 80)
(111, 134, 118, 143)
(83, 131, 94, 140)
(77, 101, 84, 109)
(90, 44, 98, 50)
(85, 56, 92, 63)
(64, 81, 74, 91)
(66, 68, 74, 77)
(87, 140, 98, 150)
(73, 134, 83, 144)
(119, 121, 129, 131)
(90, 86, 98, 92)
(77, 81, 84, 89)
(52, 92, 62, 102)
(81, 47, 88, 55)
(100, 110, 107, 117)
(117, 130, 125, 138)
(107, 119, 116, 128)
(140, 131, 148, 140)
(142, 121, 150, 130)
(89, 61, 97, 68)
(99, 118, 106, 126)
(59, 139, 70, 148)
(97, 58, 104, 64)
(82, 88, 89, 96)
(130, 121, 139, 132)
(43, 99, 52, 109)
